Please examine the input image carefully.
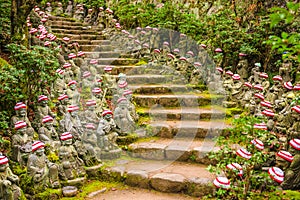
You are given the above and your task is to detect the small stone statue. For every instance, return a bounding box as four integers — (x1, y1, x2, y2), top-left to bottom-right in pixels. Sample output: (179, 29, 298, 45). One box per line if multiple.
(38, 116, 60, 150)
(82, 124, 101, 166)
(279, 59, 292, 82)
(96, 7, 105, 27)
(236, 53, 249, 81)
(27, 141, 60, 190)
(213, 48, 223, 68)
(81, 71, 94, 101)
(228, 74, 243, 102)
(116, 73, 128, 99)
(35, 95, 56, 129)
(114, 98, 135, 135)
(74, 4, 84, 22)
(103, 66, 117, 96)
(259, 72, 270, 93)
(96, 110, 120, 151)
(62, 105, 83, 140)
(53, 2, 64, 16)
(45, 2, 52, 15)
(56, 94, 68, 118)
(66, 80, 80, 106)
(80, 100, 99, 126)
(248, 63, 261, 84)
(65, 1, 73, 17)
(11, 121, 33, 167)
(123, 90, 139, 122)
(84, 8, 93, 25)
(58, 132, 86, 180)
(91, 87, 107, 116)
(0, 155, 22, 200)
(53, 69, 66, 98)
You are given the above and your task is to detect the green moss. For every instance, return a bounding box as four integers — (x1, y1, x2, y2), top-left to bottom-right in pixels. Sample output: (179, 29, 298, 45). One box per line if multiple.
(135, 60, 147, 66)
(34, 188, 62, 200)
(0, 57, 10, 68)
(250, 190, 300, 200)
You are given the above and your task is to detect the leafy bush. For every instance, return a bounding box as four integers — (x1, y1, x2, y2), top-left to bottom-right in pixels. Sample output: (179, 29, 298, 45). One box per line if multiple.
(0, 0, 11, 48)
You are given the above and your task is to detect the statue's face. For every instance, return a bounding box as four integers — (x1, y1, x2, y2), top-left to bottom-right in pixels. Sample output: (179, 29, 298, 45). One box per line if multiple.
(41, 100, 48, 107)
(120, 101, 128, 108)
(104, 114, 112, 121)
(0, 163, 8, 172)
(35, 148, 45, 156)
(45, 121, 53, 128)
(19, 108, 27, 117)
(88, 105, 95, 111)
(125, 94, 132, 101)
(70, 110, 78, 117)
(17, 127, 27, 135)
(275, 157, 289, 170)
(70, 84, 76, 90)
(65, 138, 72, 145)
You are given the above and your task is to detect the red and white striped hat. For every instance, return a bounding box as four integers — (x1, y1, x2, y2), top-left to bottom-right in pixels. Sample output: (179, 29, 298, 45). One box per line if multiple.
(123, 90, 133, 96)
(97, 78, 102, 82)
(163, 42, 169, 46)
(291, 105, 300, 114)
(251, 139, 264, 150)
(118, 82, 128, 88)
(153, 28, 158, 32)
(38, 95, 48, 102)
(167, 53, 175, 59)
(236, 148, 252, 159)
(179, 57, 187, 61)
(244, 82, 252, 88)
(86, 123, 95, 129)
(154, 49, 161, 54)
(63, 37, 70, 42)
(58, 94, 68, 101)
(173, 48, 180, 53)
(289, 138, 300, 150)
(68, 53, 76, 59)
(136, 27, 142, 31)
(104, 66, 113, 72)
(268, 167, 284, 183)
(128, 35, 134, 39)
(92, 87, 102, 94)
(134, 40, 141, 44)
(226, 163, 243, 176)
(254, 84, 263, 91)
(42, 115, 53, 123)
(67, 105, 79, 112)
(0, 155, 8, 165)
(77, 51, 85, 57)
(39, 34, 46, 40)
(216, 67, 223, 73)
(56, 68, 64, 75)
(32, 141, 45, 152)
(90, 59, 97, 64)
(72, 42, 79, 47)
(213, 177, 230, 190)
(15, 121, 27, 130)
(83, 71, 91, 78)
(180, 33, 186, 37)
(102, 110, 113, 116)
(63, 62, 71, 68)
(143, 43, 149, 48)
(253, 123, 267, 130)
(293, 84, 300, 91)
(60, 132, 73, 141)
(215, 48, 222, 53)
(283, 82, 293, 90)
(239, 53, 247, 57)
(41, 18, 47, 23)
(232, 74, 240, 80)
(260, 101, 273, 108)
(27, 22, 32, 27)
(67, 80, 77, 86)
(50, 35, 56, 41)
(186, 51, 194, 56)
(106, 8, 113, 14)
(225, 71, 234, 76)
(261, 109, 275, 117)
(276, 150, 294, 162)
(86, 100, 96, 106)
(117, 97, 127, 104)
(99, 7, 104, 11)
(254, 93, 264, 101)
(259, 72, 268, 79)
(140, 31, 146, 35)
(200, 44, 207, 48)
(273, 75, 283, 82)
(194, 62, 202, 67)
(14, 102, 26, 110)
(29, 28, 38, 34)
(145, 26, 152, 30)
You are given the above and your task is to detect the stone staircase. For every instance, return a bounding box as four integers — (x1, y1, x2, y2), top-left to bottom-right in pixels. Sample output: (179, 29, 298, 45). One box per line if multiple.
(49, 16, 229, 197)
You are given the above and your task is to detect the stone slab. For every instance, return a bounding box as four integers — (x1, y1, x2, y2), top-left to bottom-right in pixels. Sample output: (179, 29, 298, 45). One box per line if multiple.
(150, 173, 186, 193)
(125, 170, 150, 189)
(129, 143, 166, 160)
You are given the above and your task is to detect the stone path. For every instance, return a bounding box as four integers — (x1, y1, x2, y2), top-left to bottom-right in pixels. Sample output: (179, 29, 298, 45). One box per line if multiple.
(49, 16, 228, 197)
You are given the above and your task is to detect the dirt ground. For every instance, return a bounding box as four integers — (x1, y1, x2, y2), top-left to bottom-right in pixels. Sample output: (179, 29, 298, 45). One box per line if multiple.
(88, 187, 200, 200)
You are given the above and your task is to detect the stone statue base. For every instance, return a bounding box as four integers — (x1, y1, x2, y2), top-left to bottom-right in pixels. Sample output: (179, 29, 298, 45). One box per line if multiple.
(100, 149, 122, 160)
(61, 177, 86, 187)
(85, 163, 103, 178)
(222, 101, 238, 108)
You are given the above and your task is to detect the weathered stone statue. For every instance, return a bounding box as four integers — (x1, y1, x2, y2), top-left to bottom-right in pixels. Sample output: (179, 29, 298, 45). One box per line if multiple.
(35, 95, 56, 129)
(96, 7, 105, 27)
(228, 74, 243, 101)
(11, 102, 35, 139)
(92, 87, 107, 116)
(64, 1, 73, 17)
(58, 132, 86, 180)
(279, 59, 293, 82)
(38, 116, 60, 150)
(74, 4, 84, 22)
(0, 155, 22, 200)
(248, 63, 261, 84)
(259, 72, 270, 93)
(66, 80, 80, 106)
(80, 100, 99, 127)
(236, 53, 248, 81)
(62, 105, 83, 140)
(116, 73, 128, 99)
(96, 110, 120, 152)
(56, 94, 68, 118)
(54, 69, 66, 98)
(114, 98, 135, 135)
(53, 2, 64, 16)
(213, 48, 223, 68)
(84, 8, 93, 25)
(273, 99, 291, 135)
(103, 66, 117, 96)
(45, 2, 52, 15)
(287, 106, 300, 140)
(11, 121, 33, 167)
(27, 141, 60, 190)
(81, 71, 94, 101)
(82, 124, 101, 166)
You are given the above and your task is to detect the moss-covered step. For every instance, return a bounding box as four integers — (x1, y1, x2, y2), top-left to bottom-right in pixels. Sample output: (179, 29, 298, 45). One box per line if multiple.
(53, 33, 104, 40)
(84, 51, 120, 58)
(50, 25, 102, 31)
(64, 39, 108, 46)
(136, 107, 225, 120)
(99, 158, 215, 197)
(49, 16, 77, 22)
(85, 58, 139, 65)
(51, 28, 99, 35)
(125, 74, 187, 85)
(49, 20, 84, 26)
(95, 65, 135, 74)
(127, 137, 219, 165)
(133, 93, 224, 107)
(129, 84, 193, 94)
(148, 120, 229, 138)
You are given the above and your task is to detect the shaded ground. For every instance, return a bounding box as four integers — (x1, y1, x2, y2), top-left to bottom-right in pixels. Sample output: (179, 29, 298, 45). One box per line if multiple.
(88, 187, 199, 200)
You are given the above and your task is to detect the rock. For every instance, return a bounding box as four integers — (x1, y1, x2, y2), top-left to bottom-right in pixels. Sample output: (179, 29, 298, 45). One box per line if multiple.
(125, 170, 150, 189)
(150, 173, 186, 193)
(165, 145, 191, 161)
(62, 186, 78, 197)
(186, 177, 215, 197)
(86, 164, 103, 178)
(87, 188, 107, 198)
(129, 143, 166, 160)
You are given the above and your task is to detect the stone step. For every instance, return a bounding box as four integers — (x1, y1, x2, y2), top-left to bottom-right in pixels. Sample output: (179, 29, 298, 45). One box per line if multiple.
(129, 84, 193, 94)
(84, 51, 134, 59)
(148, 120, 228, 139)
(128, 138, 219, 165)
(62, 40, 109, 46)
(137, 107, 225, 120)
(49, 20, 84, 26)
(125, 74, 186, 85)
(85, 58, 138, 65)
(50, 24, 102, 31)
(133, 93, 224, 107)
(49, 15, 77, 22)
(100, 158, 215, 197)
(52, 33, 104, 40)
(51, 28, 99, 35)
(95, 65, 135, 74)
(80, 45, 100, 51)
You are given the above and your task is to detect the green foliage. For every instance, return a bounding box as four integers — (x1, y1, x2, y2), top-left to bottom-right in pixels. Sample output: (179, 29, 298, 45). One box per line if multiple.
(75, 0, 105, 8)
(0, 0, 11, 47)
(207, 116, 278, 199)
